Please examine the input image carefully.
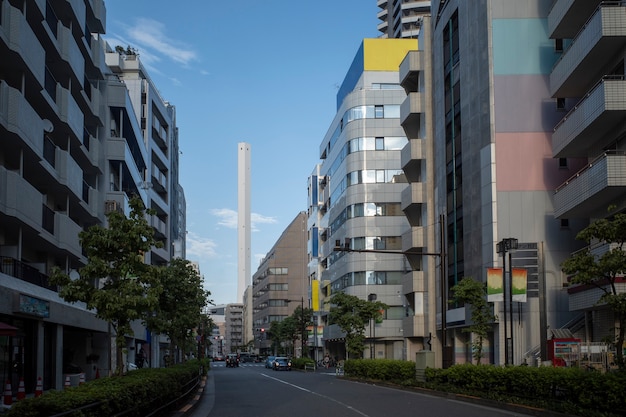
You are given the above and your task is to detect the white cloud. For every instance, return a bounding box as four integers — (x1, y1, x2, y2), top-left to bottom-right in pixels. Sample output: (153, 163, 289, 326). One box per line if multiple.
(211, 208, 277, 231)
(185, 232, 218, 259)
(127, 18, 198, 66)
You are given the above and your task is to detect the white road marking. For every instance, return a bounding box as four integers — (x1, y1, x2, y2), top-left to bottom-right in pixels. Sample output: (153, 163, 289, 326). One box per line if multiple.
(261, 373, 371, 417)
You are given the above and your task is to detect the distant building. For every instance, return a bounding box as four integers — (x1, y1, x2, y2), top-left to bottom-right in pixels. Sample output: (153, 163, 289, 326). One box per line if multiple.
(224, 303, 244, 353)
(377, 0, 431, 39)
(252, 212, 308, 356)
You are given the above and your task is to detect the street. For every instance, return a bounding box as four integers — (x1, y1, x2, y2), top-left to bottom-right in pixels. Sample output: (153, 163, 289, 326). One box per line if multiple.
(184, 362, 537, 417)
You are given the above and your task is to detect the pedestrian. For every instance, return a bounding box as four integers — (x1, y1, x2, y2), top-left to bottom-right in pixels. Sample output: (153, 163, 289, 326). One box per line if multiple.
(323, 353, 330, 369)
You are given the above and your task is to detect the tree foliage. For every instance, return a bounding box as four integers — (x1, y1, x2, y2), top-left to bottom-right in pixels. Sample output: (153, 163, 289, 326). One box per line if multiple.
(50, 197, 161, 375)
(328, 292, 388, 359)
(561, 210, 626, 369)
(292, 305, 314, 357)
(145, 258, 210, 364)
(450, 277, 495, 365)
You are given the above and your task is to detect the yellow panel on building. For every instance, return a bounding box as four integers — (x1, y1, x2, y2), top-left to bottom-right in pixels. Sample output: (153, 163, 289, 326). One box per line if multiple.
(362, 38, 418, 71)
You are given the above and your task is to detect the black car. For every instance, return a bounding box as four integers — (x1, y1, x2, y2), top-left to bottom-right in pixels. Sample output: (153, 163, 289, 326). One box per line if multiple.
(272, 357, 291, 371)
(226, 354, 239, 367)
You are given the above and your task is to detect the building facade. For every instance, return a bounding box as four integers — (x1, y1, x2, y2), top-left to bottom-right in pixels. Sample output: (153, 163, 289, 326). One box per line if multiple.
(224, 303, 244, 354)
(377, 0, 431, 39)
(428, 1, 588, 366)
(252, 211, 308, 357)
(0, 0, 184, 396)
(311, 39, 418, 360)
(549, 0, 626, 349)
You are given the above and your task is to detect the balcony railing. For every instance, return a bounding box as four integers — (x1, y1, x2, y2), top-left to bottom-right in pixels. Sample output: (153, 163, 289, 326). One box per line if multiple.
(0, 257, 57, 291)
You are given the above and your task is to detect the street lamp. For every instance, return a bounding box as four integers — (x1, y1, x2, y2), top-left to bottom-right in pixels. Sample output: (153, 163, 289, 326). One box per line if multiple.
(368, 293, 377, 359)
(285, 297, 306, 358)
(496, 237, 518, 365)
(333, 213, 449, 368)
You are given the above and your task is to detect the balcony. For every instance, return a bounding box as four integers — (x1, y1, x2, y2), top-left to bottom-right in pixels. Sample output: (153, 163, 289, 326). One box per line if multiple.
(401, 139, 424, 180)
(0, 167, 43, 229)
(402, 270, 425, 294)
(401, 182, 424, 221)
(57, 24, 85, 83)
(57, 84, 83, 139)
(87, 0, 106, 34)
(554, 152, 626, 218)
(2, 3, 46, 85)
(399, 50, 423, 93)
(552, 77, 626, 158)
(550, 4, 626, 98)
(548, 0, 602, 39)
(54, 213, 82, 255)
(55, 148, 83, 199)
(400, 92, 424, 139)
(0, 81, 44, 157)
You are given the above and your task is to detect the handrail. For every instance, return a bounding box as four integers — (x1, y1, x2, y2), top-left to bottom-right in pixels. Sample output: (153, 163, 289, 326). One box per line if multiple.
(553, 75, 625, 132)
(551, 2, 626, 71)
(554, 150, 626, 193)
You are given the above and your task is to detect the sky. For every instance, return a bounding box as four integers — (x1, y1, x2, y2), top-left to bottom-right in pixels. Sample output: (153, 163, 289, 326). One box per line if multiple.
(104, 1, 381, 306)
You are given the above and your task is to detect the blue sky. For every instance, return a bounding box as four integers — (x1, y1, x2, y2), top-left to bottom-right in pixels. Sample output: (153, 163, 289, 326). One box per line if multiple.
(104, 1, 380, 306)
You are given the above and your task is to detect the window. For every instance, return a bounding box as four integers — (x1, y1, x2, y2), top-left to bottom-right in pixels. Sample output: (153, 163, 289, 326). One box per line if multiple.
(558, 158, 568, 169)
(375, 105, 384, 118)
(560, 219, 569, 229)
(556, 98, 566, 111)
(555, 39, 563, 52)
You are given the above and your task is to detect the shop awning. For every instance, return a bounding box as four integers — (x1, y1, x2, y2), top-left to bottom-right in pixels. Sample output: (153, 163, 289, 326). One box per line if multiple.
(0, 322, 17, 336)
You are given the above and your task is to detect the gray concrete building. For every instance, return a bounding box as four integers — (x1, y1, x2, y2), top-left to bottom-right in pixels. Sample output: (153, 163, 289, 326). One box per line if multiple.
(377, 0, 431, 39)
(0, 0, 184, 395)
(310, 39, 417, 360)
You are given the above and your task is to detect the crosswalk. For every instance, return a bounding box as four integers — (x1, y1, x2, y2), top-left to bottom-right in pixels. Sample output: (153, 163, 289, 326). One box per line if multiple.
(211, 362, 266, 368)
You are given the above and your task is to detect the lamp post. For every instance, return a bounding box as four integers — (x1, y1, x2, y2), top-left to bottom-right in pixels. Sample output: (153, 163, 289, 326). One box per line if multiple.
(285, 297, 306, 358)
(496, 237, 518, 365)
(368, 293, 377, 359)
(334, 213, 448, 368)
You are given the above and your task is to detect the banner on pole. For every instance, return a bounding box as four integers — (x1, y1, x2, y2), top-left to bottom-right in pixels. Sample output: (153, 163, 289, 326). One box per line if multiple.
(512, 268, 528, 303)
(487, 268, 503, 302)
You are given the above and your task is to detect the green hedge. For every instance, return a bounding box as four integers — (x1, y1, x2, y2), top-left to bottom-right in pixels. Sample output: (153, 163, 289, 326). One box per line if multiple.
(6, 359, 208, 417)
(344, 359, 415, 383)
(425, 364, 626, 416)
(291, 357, 315, 370)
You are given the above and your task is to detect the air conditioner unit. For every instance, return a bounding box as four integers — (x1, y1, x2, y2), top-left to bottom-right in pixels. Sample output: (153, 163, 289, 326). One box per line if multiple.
(104, 200, 120, 213)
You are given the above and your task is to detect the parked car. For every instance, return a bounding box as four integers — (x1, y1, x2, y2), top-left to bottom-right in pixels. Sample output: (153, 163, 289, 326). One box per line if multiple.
(212, 354, 225, 361)
(265, 356, 276, 369)
(273, 356, 291, 371)
(226, 354, 239, 368)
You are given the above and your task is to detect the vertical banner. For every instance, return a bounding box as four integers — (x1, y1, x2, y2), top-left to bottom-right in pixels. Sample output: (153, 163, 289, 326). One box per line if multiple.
(512, 268, 527, 302)
(312, 280, 320, 312)
(487, 268, 503, 302)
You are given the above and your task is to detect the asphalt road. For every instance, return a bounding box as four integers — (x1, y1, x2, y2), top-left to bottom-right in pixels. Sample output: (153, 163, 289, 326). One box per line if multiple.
(182, 362, 539, 417)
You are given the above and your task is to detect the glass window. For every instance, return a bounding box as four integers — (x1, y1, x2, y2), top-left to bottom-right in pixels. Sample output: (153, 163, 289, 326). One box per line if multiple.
(375, 105, 384, 118)
(375, 137, 384, 150)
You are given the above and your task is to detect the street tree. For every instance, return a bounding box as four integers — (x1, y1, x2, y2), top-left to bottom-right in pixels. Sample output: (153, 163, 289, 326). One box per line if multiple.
(50, 197, 161, 375)
(292, 305, 314, 357)
(279, 316, 299, 356)
(450, 277, 495, 365)
(561, 209, 626, 369)
(145, 258, 210, 364)
(328, 292, 388, 359)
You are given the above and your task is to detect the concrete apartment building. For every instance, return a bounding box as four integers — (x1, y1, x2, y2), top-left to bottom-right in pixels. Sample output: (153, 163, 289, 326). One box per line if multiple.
(548, 1, 626, 351)
(224, 303, 244, 354)
(376, 0, 431, 39)
(252, 211, 308, 357)
(310, 39, 418, 361)
(0, 0, 184, 395)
